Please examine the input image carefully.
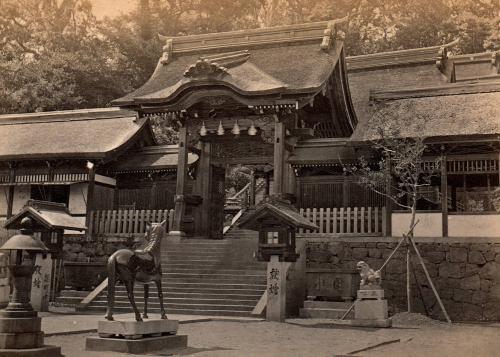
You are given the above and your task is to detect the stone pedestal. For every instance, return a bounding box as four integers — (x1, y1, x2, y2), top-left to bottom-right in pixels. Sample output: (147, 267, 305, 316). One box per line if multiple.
(347, 289, 392, 328)
(86, 319, 187, 354)
(0, 312, 62, 356)
(30, 253, 52, 312)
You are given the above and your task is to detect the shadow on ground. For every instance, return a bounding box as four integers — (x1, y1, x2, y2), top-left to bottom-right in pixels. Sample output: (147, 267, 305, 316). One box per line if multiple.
(157, 346, 234, 356)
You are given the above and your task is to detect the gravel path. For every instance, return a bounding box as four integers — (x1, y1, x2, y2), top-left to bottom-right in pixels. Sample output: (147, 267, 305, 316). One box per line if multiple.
(45, 318, 500, 357)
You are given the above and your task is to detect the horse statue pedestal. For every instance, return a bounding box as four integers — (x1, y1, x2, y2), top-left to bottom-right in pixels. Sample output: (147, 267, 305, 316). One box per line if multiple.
(86, 318, 187, 354)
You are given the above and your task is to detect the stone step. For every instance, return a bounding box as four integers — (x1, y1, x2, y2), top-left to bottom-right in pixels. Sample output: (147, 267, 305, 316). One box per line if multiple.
(88, 301, 254, 312)
(92, 297, 257, 306)
(103, 292, 261, 300)
(113, 282, 266, 290)
(299, 308, 354, 319)
(303, 301, 353, 309)
(164, 268, 266, 275)
(58, 290, 90, 298)
(54, 296, 84, 306)
(162, 263, 265, 270)
(164, 272, 265, 280)
(152, 287, 264, 295)
(86, 306, 254, 317)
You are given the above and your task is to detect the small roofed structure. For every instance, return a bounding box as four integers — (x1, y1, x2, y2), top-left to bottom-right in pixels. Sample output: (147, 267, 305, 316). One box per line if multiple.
(4, 200, 86, 258)
(238, 197, 318, 262)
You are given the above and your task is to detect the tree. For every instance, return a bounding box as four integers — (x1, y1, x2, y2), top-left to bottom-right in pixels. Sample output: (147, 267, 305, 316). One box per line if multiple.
(0, 0, 136, 113)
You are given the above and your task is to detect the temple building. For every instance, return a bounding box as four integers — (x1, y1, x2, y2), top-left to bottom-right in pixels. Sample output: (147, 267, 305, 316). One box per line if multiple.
(0, 19, 499, 321)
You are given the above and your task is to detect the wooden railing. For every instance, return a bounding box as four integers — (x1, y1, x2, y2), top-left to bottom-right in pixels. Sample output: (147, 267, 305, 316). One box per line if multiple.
(90, 209, 175, 236)
(299, 207, 386, 236)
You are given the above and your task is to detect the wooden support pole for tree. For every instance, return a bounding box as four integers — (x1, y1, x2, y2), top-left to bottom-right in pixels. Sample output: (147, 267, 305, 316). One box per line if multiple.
(406, 241, 411, 312)
(408, 235, 452, 323)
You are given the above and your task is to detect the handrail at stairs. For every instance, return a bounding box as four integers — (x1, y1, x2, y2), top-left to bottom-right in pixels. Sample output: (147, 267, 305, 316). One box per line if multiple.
(78, 277, 108, 310)
(223, 208, 246, 235)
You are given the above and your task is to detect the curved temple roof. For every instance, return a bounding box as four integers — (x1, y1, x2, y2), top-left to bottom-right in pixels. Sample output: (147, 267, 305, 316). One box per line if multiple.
(113, 19, 349, 110)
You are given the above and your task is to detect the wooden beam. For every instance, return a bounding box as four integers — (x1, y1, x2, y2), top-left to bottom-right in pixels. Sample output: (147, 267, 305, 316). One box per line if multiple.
(85, 162, 96, 239)
(273, 121, 285, 197)
(172, 127, 189, 233)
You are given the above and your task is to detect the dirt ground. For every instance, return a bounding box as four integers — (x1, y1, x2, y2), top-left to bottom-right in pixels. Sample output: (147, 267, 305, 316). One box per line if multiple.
(45, 316, 500, 357)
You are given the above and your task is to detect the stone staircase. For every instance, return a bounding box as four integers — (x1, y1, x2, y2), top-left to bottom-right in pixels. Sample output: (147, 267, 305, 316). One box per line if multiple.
(299, 301, 354, 319)
(81, 238, 267, 317)
(54, 290, 89, 307)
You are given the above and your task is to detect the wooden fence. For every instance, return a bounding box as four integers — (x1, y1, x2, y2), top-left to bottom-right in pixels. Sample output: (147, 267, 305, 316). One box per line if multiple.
(0, 219, 15, 245)
(90, 209, 175, 236)
(298, 207, 386, 236)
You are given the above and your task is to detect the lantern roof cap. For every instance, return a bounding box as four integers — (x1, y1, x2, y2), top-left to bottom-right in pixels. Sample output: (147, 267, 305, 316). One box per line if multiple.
(0, 218, 48, 252)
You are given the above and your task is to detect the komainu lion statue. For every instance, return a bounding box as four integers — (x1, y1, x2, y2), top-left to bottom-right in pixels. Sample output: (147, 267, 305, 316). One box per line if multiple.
(356, 261, 381, 288)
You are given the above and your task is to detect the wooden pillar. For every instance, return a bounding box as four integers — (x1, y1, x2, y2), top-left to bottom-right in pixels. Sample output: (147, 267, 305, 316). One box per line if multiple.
(273, 121, 285, 197)
(249, 169, 256, 206)
(441, 155, 448, 237)
(6, 164, 15, 219)
(198, 142, 211, 236)
(385, 158, 392, 237)
(85, 162, 96, 239)
(265, 173, 271, 196)
(172, 127, 188, 234)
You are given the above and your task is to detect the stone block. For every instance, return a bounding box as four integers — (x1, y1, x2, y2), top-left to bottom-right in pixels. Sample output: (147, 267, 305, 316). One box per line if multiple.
(460, 274, 481, 291)
(0, 317, 41, 334)
(461, 303, 483, 321)
(472, 291, 488, 305)
(484, 250, 496, 262)
(352, 248, 368, 260)
(465, 264, 480, 276)
(470, 243, 492, 253)
(354, 299, 388, 320)
(368, 249, 382, 258)
(439, 262, 464, 279)
(86, 334, 187, 354)
(480, 262, 499, 280)
(449, 247, 468, 263)
(357, 289, 384, 300)
(468, 251, 486, 265)
(97, 319, 178, 338)
(453, 289, 472, 303)
(425, 251, 445, 264)
(0, 345, 61, 356)
(386, 260, 405, 274)
(0, 331, 43, 349)
(480, 279, 492, 292)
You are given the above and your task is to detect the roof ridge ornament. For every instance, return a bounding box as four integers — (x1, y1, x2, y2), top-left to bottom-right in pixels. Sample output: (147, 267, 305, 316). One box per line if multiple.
(159, 35, 173, 65)
(184, 59, 229, 78)
(320, 16, 348, 51)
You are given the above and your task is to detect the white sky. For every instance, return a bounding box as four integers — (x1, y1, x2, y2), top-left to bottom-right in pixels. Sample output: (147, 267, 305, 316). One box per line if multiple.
(91, 0, 137, 19)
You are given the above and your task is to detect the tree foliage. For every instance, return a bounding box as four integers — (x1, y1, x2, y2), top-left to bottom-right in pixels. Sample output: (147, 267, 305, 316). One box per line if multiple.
(0, 0, 498, 115)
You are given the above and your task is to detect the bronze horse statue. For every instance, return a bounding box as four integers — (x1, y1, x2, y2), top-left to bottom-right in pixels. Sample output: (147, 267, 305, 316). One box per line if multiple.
(105, 220, 167, 322)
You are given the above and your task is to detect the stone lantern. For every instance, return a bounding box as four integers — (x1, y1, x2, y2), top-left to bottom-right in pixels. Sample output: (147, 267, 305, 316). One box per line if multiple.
(237, 196, 317, 322)
(238, 196, 318, 262)
(0, 217, 62, 356)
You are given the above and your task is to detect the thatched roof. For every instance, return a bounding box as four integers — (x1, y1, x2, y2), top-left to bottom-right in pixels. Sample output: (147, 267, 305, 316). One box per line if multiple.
(111, 145, 198, 173)
(113, 20, 346, 109)
(0, 108, 153, 161)
(352, 90, 500, 141)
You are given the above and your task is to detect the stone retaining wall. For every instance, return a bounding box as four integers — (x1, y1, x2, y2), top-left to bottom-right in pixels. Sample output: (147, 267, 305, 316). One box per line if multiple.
(305, 238, 500, 321)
